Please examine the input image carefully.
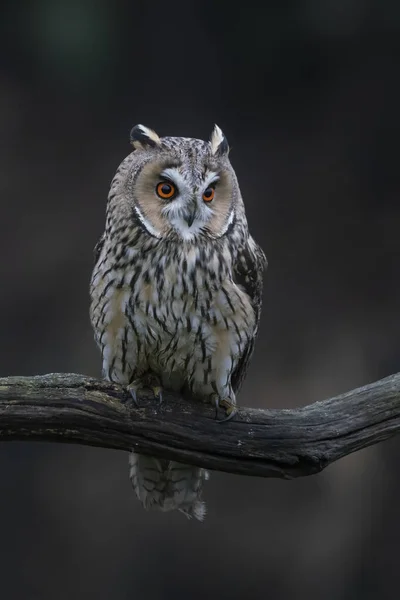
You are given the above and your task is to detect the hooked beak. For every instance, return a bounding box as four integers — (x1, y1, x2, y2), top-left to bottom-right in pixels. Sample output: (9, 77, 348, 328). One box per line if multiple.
(184, 212, 196, 227)
(182, 202, 197, 228)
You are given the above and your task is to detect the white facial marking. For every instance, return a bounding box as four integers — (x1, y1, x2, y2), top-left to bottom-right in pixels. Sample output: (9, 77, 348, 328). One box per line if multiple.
(218, 208, 235, 236)
(203, 171, 220, 190)
(133, 205, 162, 238)
(169, 218, 203, 241)
(160, 168, 188, 193)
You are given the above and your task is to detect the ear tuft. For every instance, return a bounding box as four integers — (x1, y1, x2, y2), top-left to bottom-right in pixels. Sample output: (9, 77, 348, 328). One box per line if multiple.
(130, 124, 161, 150)
(210, 124, 229, 156)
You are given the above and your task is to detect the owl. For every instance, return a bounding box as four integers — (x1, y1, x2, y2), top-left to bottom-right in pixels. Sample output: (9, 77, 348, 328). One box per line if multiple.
(90, 124, 266, 521)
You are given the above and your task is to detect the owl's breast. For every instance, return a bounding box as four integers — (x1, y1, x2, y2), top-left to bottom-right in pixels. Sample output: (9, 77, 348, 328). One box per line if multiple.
(127, 262, 256, 395)
(91, 242, 256, 396)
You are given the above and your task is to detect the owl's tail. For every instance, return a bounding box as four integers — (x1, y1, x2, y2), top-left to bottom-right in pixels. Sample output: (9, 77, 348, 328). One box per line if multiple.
(129, 451, 209, 521)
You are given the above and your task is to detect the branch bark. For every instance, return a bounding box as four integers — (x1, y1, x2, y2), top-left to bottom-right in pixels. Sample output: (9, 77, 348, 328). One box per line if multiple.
(0, 372, 399, 478)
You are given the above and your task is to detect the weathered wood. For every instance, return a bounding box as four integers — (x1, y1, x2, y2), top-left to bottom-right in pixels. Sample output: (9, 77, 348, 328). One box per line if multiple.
(0, 372, 399, 478)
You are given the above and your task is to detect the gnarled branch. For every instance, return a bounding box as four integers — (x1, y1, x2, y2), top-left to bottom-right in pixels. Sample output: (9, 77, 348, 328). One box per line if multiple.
(0, 372, 399, 478)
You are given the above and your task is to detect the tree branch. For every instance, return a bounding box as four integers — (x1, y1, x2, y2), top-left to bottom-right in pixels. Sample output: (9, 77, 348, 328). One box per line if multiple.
(0, 372, 399, 478)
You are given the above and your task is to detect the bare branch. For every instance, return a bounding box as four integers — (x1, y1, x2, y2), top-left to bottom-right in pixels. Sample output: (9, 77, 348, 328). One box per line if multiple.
(0, 372, 399, 478)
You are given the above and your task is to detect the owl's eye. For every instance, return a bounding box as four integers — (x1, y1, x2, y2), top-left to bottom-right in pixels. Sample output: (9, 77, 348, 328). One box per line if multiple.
(202, 187, 215, 203)
(156, 181, 176, 199)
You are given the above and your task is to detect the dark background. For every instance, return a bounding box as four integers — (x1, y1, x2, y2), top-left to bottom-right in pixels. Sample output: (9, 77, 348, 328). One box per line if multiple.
(1, 1, 399, 598)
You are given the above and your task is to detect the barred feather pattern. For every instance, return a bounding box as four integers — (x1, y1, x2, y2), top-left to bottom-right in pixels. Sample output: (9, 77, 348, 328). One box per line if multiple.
(90, 131, 266, 520)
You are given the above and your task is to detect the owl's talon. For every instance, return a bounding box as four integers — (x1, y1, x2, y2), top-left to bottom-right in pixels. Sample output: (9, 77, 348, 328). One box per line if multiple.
(145, 373, 163, 405)
(127, 383, 140, 408)
(126, 375, 163, 408)
(212, 395, 237, 423)
(218, 405, 238, 423)
(212, 394, 220, 419)
(152, 386, 163, 405)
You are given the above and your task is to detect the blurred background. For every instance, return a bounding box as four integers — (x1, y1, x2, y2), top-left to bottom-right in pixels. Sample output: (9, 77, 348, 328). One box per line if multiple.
(0, 0, 399, 598)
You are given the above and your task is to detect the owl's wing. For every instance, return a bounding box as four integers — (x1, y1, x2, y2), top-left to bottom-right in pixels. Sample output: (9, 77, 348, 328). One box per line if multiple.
(231, 236, 267, 394)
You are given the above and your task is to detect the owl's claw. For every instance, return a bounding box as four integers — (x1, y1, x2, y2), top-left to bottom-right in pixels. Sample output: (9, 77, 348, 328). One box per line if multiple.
(145, 373, 163, 405)
(152, 386, 163, 405)
(212, 395, 238, 423)
(127, 382, 140, 407)
(126, 375, 163, 408)
(218, 407, 237, 423)
(218, 398, 238, 423)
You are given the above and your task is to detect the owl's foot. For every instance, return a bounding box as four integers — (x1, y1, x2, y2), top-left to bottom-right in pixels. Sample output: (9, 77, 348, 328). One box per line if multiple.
(151, 385, 163, 405)
(127, 380, 141, 407)
(212, 395, 238, 423)
(126, 373, 163, 408)
(145, 373, 163, 405)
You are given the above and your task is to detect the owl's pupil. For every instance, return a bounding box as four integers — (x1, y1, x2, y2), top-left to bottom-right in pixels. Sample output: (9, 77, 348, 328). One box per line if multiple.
(204, 188, 212, 198)
(161, 184, 171, 195)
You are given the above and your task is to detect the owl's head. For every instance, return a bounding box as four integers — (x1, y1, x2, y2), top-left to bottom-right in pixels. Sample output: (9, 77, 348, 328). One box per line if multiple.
(116, 124, 241, 242)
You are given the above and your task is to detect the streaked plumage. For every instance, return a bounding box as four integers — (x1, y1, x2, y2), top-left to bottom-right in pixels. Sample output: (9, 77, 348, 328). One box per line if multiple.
(90, 124, 266, 520)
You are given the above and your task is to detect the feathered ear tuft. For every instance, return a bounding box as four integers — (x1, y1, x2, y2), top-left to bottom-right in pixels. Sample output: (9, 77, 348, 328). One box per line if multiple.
(130, 124, 161, 150)
(210, 124, 229, 156)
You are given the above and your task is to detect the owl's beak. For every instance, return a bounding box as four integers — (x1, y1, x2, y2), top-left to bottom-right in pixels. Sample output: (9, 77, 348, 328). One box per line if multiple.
(184, 212, 196, 228)
(182, 205, 197, 228)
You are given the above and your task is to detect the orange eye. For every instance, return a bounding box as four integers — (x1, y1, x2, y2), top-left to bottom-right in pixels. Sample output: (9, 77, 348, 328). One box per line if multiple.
(156, 181, 176, 199)
(203, 187, 215, 202)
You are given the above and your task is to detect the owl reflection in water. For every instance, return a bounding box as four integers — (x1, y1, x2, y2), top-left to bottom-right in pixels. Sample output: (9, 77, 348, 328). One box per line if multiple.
(90, 124, 267, 520)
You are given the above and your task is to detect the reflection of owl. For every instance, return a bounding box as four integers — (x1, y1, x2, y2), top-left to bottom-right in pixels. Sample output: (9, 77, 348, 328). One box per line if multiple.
(90, 124, 267, 520)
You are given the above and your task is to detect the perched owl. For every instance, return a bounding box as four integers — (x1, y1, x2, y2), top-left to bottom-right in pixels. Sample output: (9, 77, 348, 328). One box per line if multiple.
(90, 124, 266, 521)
